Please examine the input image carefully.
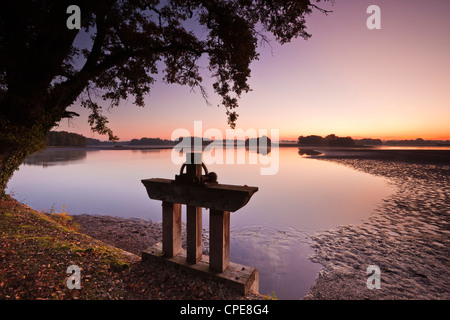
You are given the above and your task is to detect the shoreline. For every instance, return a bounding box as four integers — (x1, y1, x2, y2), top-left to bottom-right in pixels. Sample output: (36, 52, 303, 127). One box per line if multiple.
(71, 214, 210, 257)
(0, 196, 263, 300)
(46, 145, 175, 151)
(46, 142, 301, 151)
(300, 147, 450, 164)
(44, 144, 450, 159)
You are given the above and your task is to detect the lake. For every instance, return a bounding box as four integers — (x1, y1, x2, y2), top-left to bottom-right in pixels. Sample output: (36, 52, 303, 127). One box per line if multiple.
(7, 146, 394, 299)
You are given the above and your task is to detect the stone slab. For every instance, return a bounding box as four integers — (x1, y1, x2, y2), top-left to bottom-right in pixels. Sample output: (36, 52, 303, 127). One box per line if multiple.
(142, 243, 259, 296)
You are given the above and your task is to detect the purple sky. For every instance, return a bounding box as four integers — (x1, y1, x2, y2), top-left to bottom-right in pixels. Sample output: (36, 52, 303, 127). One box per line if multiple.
(58, 0, 450, 141)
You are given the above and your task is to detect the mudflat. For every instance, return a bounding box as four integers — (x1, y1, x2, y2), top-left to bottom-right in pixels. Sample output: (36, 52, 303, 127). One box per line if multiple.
(305, 155, 450, 299)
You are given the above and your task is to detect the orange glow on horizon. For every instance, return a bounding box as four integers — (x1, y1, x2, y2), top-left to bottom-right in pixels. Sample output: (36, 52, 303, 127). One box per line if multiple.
(89, 128, 450, 142)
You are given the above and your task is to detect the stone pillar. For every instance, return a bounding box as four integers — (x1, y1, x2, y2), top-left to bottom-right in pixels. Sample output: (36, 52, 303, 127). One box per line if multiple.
(162, 201, 182, 258)
(186, 205, 202, 264)
(209, 209, 230, 273)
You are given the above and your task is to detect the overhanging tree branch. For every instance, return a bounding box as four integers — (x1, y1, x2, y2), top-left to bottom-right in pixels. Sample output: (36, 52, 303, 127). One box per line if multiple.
(1, 0, 332, 198)
(309, 4, 333, 15)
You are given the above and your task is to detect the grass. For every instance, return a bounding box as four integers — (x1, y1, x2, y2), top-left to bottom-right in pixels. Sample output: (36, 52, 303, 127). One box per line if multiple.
(0, 195, 266, 300)
(0, 195, 138, 299)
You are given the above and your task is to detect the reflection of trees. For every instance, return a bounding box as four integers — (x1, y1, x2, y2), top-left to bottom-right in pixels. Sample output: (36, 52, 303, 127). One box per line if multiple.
(298, 148, 322, 156)
(245, 136, 272, 155)
(130, 149, 163, 153)
(23, 149, 89, 168)
(246, 145, 271, 155)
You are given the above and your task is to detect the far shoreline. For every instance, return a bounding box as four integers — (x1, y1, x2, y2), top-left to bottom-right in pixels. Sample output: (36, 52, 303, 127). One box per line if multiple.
(45, 145, 175, 151)
(299, 146, 450, 164)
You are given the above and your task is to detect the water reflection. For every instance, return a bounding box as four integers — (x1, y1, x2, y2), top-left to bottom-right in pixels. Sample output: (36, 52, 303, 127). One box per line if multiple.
(23, 149, 90, 167)
(7, 147, 393, 299)
(230, 224, 320, 299)
(246, 145, 271, 155)
(130, 148, 165, 153)
(298, 148, 323, 156)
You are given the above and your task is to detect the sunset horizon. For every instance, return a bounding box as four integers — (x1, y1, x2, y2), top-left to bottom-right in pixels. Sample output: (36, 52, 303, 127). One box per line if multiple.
(59, 125, 450, 143)
(56, 0, 449, 144)
(78, 133, 450, 143)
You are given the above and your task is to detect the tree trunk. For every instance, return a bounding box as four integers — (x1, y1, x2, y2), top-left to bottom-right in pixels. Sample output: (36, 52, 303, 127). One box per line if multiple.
(0, 124, 48, 200)
(0, 147, 27, 200)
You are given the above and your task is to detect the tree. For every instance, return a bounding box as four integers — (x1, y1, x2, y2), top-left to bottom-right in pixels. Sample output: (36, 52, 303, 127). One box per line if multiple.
(298, 134, 355, 146)
(0, 0, 331, 198)
(298, 135, 325, 146)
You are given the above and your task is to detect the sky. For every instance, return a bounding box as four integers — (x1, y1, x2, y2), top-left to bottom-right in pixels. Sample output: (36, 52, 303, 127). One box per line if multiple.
(58, 0, 450, 141)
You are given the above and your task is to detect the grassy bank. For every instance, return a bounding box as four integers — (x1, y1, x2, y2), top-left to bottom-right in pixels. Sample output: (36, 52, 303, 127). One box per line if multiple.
(0, 196, 264, 300)
(0, 195, 138, 300)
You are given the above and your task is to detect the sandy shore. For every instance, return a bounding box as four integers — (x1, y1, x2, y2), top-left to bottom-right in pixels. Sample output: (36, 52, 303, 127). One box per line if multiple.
(305, 157, 450, 299)
(72, 215, 210, 257)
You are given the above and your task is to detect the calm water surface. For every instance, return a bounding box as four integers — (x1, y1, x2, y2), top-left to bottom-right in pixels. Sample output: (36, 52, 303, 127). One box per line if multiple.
(7, 147, 393, 299)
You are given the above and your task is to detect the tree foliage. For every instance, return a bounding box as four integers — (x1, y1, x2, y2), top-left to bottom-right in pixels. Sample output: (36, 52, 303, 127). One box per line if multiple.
(1, 0, 331, 134)
(0, 0, 331, 198)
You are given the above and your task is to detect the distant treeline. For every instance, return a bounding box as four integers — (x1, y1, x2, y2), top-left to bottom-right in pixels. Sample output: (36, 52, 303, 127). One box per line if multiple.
(383, 138, 450, 146)
(128, 137, 177, 145)
(47, 133, 178, 146)
(298, 134, 355, 147)
(86, 138, 117, 145)
(355, 138, 382, 145)
(245, 136, 271, 145)
(298, 135, 450, 147)
(46, 131, 86, 147)
(47, 131, 450, 147)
